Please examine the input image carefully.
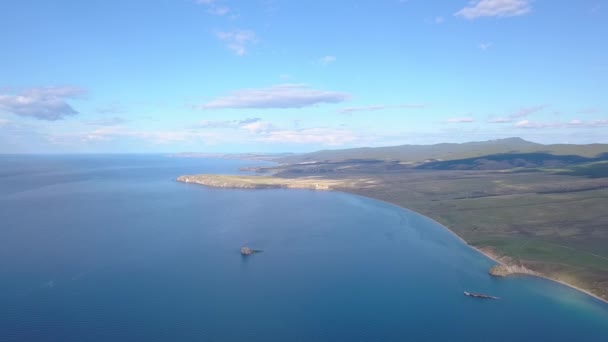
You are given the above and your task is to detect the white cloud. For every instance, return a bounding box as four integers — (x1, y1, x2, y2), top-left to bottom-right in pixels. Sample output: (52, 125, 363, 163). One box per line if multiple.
(196, 0, 230, 16)
(199, 84, 349, 109)
(208, 6, 230, 15)
(197, 117, 275, 133)
(47, 121, 368, 148)
(257, 128, 359, 146)
(479, 42, 492, 50)
(510, 105, 546, 118)
(241, 120, 275, 133)
(514, 119, 608, 129)
(339, 103, 425, 114)
(447, 117, 474, 123)
(197, 117, 260, 128)
(514, 120, 558, 129)
(53, 126, 225, 145)
(568, 119, 608, 128)
(86, 117, 128, 126)
(455, 0, 531, 19)
(0, 86, 86, 121)
(487, 117, 512, 123)
(435, 16, 445, 24)
(319, 55, 336, 66)
(215, 30, 257, 56)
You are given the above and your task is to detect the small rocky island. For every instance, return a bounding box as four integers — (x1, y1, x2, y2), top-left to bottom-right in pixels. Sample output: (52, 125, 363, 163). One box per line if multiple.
(241, 246, 262, 256)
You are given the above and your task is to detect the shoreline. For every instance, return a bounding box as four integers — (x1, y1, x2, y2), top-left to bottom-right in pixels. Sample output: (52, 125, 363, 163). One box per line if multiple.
(337, 190, 608, 305)
(177, 176, 608, 305)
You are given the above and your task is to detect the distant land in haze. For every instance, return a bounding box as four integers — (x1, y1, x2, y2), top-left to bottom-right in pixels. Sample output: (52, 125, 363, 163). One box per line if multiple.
(167, 152, 294, 162)
(178, 137, 608, 302)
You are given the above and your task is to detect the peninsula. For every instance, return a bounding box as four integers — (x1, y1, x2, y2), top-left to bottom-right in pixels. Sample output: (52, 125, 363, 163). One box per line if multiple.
(177, 138, 608, 302)
(177, 174, 348, 190)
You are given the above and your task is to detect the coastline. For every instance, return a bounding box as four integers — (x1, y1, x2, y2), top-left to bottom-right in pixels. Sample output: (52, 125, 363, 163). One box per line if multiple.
(177, 175, 608, 305)
(337, 190, 608, 305)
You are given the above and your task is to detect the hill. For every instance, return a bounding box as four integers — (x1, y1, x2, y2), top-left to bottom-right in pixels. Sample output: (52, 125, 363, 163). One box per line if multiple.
(415, 152, 608, 171)
(278, 138, 608, 164)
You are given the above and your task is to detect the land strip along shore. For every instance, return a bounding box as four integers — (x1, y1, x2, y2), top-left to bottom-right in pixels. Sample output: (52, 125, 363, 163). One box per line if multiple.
(177, 171, 608, 304)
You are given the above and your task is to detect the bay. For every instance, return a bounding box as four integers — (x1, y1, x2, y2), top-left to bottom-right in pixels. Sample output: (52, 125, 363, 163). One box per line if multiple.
(1, 155, 607, 341)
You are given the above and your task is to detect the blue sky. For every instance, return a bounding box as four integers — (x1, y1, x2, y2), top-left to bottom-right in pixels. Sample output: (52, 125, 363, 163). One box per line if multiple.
(0, 0, 607, 153)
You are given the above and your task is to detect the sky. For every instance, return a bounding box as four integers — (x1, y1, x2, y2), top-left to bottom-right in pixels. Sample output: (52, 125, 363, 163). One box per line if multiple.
(0, 0, 607, 153)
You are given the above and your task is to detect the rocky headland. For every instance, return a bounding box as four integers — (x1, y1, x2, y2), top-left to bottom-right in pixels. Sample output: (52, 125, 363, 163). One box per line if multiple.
(176, 174, 351, 191)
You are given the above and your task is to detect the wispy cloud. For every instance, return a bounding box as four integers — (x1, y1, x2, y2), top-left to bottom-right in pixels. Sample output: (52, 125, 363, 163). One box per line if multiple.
(53, 126, 225, 145)
(198, 117, 276, 133)
(513, 119, 608, 129)
(86, 117, 128, 126)
(455, 0, 531, 19)
(479, 42, 492, 50)
(510, 105, 546, 118)
(197, 117, 260, 129)
(196, 116, 365, 146)
(435, 16, 445, 24)
(447, 117, 474, 123)
(318, 55, 336, 66)
(591, 119, 608, 126)
(568, 119, 608, 128)
(487, 117, 512, 123)
(241, 120, 275, 133)
(215, 30, 257, 56)
(0, 86, 86, 121)
(196, 0, 230, 16)
(257, 127, 360, 146)
(485, 105, 547, 123)
(96, 103, 124, 114)
(339, 103, 425, 114)
(514, 120, 557, 129)
(48, 121, 366, 148)
(578, 108, 601, 114)
(199, 84, 349, 109)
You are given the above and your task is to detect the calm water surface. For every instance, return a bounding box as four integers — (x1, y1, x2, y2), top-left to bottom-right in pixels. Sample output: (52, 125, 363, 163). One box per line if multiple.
(1, 155, 607, 341)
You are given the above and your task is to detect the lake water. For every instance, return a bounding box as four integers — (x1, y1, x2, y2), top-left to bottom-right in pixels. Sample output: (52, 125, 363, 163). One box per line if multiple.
(1, 155, 607, 341)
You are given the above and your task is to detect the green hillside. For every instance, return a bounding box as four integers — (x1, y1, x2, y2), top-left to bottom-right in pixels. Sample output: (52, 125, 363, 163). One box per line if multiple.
(279, 138, 608, 164)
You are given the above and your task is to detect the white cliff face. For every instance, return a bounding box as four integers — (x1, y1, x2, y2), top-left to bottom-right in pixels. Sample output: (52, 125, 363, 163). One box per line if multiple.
(176, 175, 338, 191)
(489, 264, 539, 277)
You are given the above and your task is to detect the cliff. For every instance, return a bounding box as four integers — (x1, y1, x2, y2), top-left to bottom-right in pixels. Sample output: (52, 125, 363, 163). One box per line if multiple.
(177, 174, 348, 191)
(489, 264, 539, 277)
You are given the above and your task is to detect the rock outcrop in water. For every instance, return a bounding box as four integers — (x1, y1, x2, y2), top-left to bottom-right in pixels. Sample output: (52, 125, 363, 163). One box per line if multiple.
(241, 246, 262, 256)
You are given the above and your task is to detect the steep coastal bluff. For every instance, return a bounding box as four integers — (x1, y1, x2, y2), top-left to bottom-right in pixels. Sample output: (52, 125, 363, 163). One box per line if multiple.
(489, 264, 539, 277)
(176, 174, 346, 190)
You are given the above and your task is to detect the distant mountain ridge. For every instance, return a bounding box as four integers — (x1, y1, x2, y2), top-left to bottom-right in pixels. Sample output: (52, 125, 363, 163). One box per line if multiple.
(278, 138, 608, 164)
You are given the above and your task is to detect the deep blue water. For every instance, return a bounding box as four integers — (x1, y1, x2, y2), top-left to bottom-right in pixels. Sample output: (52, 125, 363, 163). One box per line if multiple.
(1, 155, 607, 341)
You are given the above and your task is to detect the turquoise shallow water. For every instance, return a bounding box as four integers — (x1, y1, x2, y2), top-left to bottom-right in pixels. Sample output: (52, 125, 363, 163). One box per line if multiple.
(1, 155, 607, 341)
